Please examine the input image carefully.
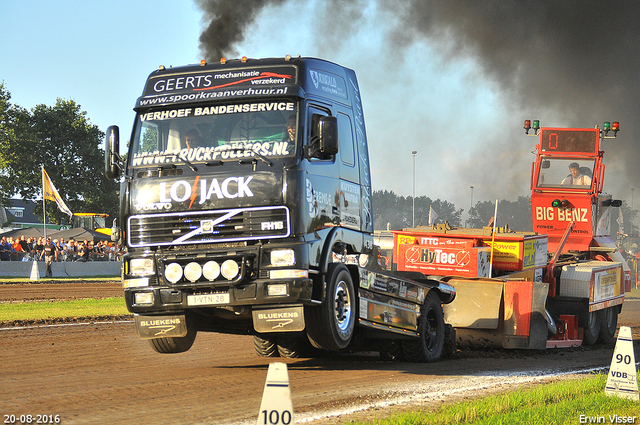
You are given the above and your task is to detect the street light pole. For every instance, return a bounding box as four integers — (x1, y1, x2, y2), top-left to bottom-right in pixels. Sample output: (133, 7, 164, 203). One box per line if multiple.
(469, 186, 474, 227)
(412, 151, 417, 228)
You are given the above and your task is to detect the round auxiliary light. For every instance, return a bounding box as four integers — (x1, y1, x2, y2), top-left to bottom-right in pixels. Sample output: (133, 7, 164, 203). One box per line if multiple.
(165, 262, 183, 283)
(551, 199, 562, 208)
(221, 259, 240, 280)
(203, 261, 221, 281)
(184, 262, 203, 282)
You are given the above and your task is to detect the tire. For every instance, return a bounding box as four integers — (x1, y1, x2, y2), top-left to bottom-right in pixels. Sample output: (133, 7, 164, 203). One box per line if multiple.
(378, 340, 404, 362)
(597, 307, 618, 345)
(583, 310, 601, 346)
(305, 263, 356, 350)
(254, 335, 279, 357)
(149, 325, 197, 354)
(277, 333, 310, 358)
(402, 291, 445, 362)
(443, 324, 457, 358)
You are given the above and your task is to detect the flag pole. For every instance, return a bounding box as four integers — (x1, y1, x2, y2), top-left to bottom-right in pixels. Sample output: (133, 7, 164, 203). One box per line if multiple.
(42, 166, 47, 241)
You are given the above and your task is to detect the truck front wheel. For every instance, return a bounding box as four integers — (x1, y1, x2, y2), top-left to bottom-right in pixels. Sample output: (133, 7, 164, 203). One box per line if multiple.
(149, 326, 197, 354)
(402, 291, 445, 362)
(305, 263, 355, 350)
(254, 335, 279, 357)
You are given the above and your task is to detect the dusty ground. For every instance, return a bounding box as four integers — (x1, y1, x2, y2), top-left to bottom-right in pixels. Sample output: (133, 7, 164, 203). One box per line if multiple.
(1, 281, 639, 424)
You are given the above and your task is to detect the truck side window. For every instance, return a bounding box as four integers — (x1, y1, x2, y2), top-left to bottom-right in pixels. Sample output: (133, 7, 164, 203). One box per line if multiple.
(337, 113, 354, 166)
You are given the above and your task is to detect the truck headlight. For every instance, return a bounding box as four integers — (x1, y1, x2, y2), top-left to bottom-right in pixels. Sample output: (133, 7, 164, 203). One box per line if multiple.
(165, 262, 183, 283)
(130, 258, 154, 276)
(184, 262, 202, 282)
(267, 283, 288, 296)
(221, 259, 239, 280)
(203, 261, 220, 281)
(270, 249, 295, 266)
(134, 292, 154, 305)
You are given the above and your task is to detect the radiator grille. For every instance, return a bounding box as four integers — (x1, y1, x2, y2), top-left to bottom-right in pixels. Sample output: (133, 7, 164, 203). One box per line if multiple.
(127, 206, 290, 248)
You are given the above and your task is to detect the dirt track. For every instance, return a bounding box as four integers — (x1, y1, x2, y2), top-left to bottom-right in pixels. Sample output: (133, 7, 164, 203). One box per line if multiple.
(1, 281, 639, 424)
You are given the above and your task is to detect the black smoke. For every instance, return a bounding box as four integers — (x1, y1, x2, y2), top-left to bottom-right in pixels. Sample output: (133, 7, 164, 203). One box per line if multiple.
(195, 0, 287, 61)
(382, 0, 640, 199)
(194, 0, 640, 205)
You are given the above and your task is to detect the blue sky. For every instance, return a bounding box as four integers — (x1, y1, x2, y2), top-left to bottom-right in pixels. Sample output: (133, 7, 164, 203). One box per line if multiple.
(3, 1, 634, 220)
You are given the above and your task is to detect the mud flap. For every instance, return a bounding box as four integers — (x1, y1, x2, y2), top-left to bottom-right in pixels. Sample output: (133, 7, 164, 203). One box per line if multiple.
(252, 306, 305, 333)
(135, 314, 188, 339)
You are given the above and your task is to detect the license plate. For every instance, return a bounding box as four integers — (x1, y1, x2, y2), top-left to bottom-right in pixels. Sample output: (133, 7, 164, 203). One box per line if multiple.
(187, 293, 230, 306)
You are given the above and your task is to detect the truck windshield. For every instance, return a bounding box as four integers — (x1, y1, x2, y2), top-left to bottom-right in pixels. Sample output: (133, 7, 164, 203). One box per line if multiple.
(130, 100, 297, 167)
(536, 157, 596, 188)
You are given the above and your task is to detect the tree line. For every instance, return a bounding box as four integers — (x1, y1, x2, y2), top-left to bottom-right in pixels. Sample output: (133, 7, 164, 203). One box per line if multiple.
(373, 190, 638, 238)
(0, 82, 119, 226)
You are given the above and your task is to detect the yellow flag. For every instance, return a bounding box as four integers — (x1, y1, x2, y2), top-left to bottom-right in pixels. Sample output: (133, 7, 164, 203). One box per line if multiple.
(42, 167, 73, 217)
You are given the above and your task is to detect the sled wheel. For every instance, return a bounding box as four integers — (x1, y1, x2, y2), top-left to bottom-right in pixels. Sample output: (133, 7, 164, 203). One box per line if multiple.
(583, 310, 601, 346)
(305, 263, 356, 350)
(254, 335, 279, 357)
(597, 307, 618, 345)
(402, 291, 445, 362)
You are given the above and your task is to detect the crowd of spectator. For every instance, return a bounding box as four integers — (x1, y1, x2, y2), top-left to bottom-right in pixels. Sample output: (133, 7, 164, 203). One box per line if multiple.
(0, 235, 124, 262)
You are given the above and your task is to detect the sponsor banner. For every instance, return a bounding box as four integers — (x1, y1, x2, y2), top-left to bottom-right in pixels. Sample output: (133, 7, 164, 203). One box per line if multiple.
(592, 265, 622, 304)
(308, 68, 347, 99)
(139, 66, 297, 106)
(397, 244, 490, 278)
(130, 173, 280, 213)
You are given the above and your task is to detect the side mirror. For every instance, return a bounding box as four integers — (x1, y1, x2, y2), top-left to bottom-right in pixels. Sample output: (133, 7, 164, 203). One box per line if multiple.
(105, 125, 121, 180)
(317, 116, 338, 156)
(110, 218, 120, 242)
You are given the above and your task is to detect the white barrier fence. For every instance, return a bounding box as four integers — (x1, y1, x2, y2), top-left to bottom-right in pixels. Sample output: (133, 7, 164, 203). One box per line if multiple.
(0, 261, 122, 278)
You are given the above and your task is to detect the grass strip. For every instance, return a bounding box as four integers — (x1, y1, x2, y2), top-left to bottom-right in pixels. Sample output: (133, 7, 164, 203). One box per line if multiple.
(356, 373, 640, 425)
(0, 297, 129, 321)
(0, 277, 120, 284)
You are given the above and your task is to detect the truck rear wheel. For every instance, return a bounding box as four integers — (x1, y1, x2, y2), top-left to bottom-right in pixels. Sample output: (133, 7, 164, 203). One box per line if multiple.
(149, 326, 197, 354)
(597, 307, 618, 344)
(402, 291, 445, 362)
(583, 310, 601, 346)
(305, 263, 355, 350)
(378, 340, 404, 361)
(277, 333, 310, 358)
(254, 335, 279, 357)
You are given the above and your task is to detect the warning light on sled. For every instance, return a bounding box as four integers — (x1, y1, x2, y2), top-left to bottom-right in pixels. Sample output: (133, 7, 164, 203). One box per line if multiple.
(602, 121, 620, 138)
(524, 119, 540, 135)
(552, 199, 570, 208)
(220, 57, 227, 64)
(200, 60, 206, 66)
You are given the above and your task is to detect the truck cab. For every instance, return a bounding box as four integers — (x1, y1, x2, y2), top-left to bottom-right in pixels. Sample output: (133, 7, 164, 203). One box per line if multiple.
(105, 56, 454, 361)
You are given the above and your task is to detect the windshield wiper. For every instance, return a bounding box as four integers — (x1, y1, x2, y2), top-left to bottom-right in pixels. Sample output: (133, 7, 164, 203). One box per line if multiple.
(226, 147, 273, 167)
(174, 155, 198, 172)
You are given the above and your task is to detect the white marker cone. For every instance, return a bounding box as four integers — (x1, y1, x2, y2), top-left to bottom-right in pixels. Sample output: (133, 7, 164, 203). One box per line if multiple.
(29, 260, 40, 281)
(605, 326, 639, 400)
(257, 362, 294, 425)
